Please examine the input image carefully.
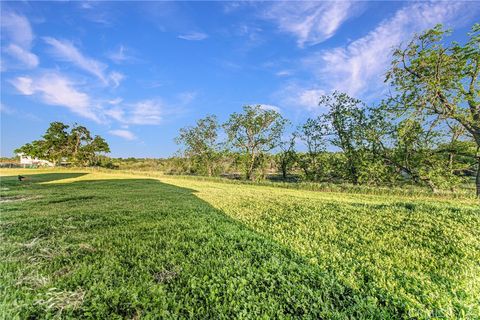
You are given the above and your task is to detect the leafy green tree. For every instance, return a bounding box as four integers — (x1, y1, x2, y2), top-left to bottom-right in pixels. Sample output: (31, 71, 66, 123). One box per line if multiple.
(358, 106, 398, 185)
(320, 92, 368, 184)
(69, 124, 92, 164)
(15, 122, 110, 167)
(175, 115, 220, 176)
(296, 117, 327, 181)
(437, 122, 478, 181)
(15, 140, 45, 160)
(276, 133, 297, 180)
(369, 116, 462, 192)
(41, 122, 70, 165)
(84, 136, 110, 166)
(395, 120, 449, 191)
(223, 105, 287, 180)
(386, 23, 480, 197)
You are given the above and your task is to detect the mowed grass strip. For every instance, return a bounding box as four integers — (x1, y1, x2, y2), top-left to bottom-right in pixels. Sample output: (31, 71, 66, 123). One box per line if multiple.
(1, 169, 479, 319)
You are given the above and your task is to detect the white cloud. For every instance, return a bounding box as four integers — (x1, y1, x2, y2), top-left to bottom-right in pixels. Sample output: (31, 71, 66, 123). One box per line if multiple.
(1, 11, 33, 48)
(10, 76, 34, 95)
(108, 71, 125, 88)
(108, 98, 123, 105)
(259, 104, 281, 113)
(1, 12, 39, 69)
(104, 107, 125, 122)
(276, 70, 292, 77)
(44, 37, 123, 87)
(104, 99, 165, 125)
(4, 44, 39, 69)
(274, 83, 325, 112)
(262, 1, 358, 47)
(10, 72, 100, 122)
(178, 32, 208, 41)
(177, 91, 197, 105)
(107, 45, 137, 64)
(109, 129, 136, 141)
(129, 100, 163, 125)
(297, 89, 325, 111)
(108, 45, 126, 63)
(0, 103, 15, 115)
(302, 1, 478, 98)
(104, 95, 191, 126)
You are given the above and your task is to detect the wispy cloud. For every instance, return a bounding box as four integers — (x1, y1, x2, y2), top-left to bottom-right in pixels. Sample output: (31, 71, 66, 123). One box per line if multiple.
(9, 69, 192, 127)
(301, 1, 479, 99)
(259, 104, 281, 113)
(10, 72, 100, 122)
(108, 71, 125, 88)
(129, 100, 164, 125)
(4, 44, 39, 69)
(78, 1, 113, 26)
(262, 1, 360, 47)
(177, 32, 208, 41)
(109, 129, 136, 141)
(1, 11, 34, 48)
(1, 11, 39, 69)
(0, 102, 42, 121)
(275, 83, 325, 112)
(177, 91, 197, 105)
(104, 99, 164, 125)
(0, 103, 16, 115)
(44, 37, 123, 87)
(275, 70, 292, 77)
(105, 94, 192, 126)
(107, 45, 137, 64)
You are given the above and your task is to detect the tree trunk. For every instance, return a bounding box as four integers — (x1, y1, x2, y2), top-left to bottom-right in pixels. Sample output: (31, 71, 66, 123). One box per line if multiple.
(425, 178, 438, 194)
(247, 152, 256, 180)
(207, 162, 212, 177)
(476, 157, 480, 198)
(281, 161, 287, 180)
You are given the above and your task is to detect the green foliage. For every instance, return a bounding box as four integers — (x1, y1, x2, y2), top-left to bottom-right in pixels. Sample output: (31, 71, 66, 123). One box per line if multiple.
(1, 170, 479, 318)
(386, 23, 480, 196)
(175, 115, 220, 176)
(15, 122, 111, 167)
(275, 133, 297, 179)
(320, 92, 369, 184)
(296, 117, 327, 181)
(223, 105, 287, 180)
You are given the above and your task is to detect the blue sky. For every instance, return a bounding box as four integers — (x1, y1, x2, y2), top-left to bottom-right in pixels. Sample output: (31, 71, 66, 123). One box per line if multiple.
(1, 1, 479, 157)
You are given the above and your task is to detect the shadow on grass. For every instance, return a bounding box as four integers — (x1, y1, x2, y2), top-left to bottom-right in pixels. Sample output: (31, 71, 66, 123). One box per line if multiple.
(0, 172, 88, 188)
(0, 173, 420, 318)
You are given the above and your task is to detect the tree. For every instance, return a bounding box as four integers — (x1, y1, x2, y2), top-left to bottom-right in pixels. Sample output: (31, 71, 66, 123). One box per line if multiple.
(15, 122, 110, 167)
(276, 132, 297, 180)
(69, 124, 92, 164)
(320, 92, 368, 184)
(175, 115, 220, 176)
(437, 121, 478, 180)
(392, 120, 458, 192)
(84, 136, 110, 166)
(223, 105, 287, 180)
(386, 23, 480, 197)
(296, 117, 327, 181)
(41, 122, 70, 165)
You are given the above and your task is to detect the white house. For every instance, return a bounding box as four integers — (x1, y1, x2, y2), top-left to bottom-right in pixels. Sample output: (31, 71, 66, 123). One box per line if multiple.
(18, 153, 54, 167)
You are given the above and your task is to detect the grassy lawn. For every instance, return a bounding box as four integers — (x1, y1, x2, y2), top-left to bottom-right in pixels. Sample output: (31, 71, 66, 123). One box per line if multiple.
(1, 169, 479, 319)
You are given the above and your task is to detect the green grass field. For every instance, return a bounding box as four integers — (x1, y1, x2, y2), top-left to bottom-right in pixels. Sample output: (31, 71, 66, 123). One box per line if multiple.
(1, 169, 479, 319)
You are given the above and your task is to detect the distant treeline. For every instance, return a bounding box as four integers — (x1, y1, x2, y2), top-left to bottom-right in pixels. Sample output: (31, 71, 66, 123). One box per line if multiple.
(13, 24, 480, 197)
(171, 24, 480, 197)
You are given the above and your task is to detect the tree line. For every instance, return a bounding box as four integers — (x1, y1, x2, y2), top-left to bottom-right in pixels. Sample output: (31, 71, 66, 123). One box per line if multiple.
(14, 24, 479, 197)
(175, 24, 479, 197)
